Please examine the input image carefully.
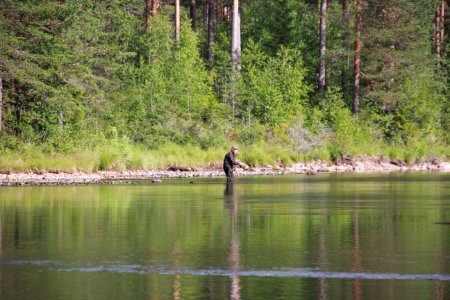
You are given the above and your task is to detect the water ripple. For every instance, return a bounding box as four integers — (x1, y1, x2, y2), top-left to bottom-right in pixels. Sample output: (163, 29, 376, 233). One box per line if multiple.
(56, 267, 450, 281)
(1, 260, 449, 281)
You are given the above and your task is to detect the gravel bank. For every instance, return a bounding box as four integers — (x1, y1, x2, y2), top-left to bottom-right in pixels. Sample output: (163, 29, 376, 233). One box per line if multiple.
(0, 156, 448, 186)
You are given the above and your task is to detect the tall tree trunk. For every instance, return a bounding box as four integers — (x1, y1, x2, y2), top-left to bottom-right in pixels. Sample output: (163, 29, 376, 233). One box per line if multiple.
(440, 0, 445, 42)
(202, 0, 208, 23)
(0, 77, 2, 132)
(318, 0, 321, 26)
(145, 0, 151, 32)
(145, 0, 159, 31)
(446, 0, 450, 42)
(343, 0, 350, 42)
(231, 0, 241, 72)
(353, 0, 362, 116)
(216, 0, 222, 21)
(435, 5, 441, 69)
(175, 0, 180, 42)
(440, 0, 445, 63)
(207, 0, 216, 68)
(231, 0, 241, 124)
(433, 4, 437, 54)
(189, 0, 196, 31)
(342, 0, 350, 98)
(151, 0, 159, 16)
(318, 0, 327, 97)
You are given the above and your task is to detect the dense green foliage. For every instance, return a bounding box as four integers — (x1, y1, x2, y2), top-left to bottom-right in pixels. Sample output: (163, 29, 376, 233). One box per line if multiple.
(0, 0, 448, 170)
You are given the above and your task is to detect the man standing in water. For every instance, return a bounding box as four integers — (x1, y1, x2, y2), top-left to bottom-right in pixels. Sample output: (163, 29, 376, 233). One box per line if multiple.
(223, 146, 239, 180)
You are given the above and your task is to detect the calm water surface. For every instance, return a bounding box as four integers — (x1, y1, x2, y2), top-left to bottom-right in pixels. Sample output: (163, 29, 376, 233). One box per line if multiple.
(0, 173, 449, 299)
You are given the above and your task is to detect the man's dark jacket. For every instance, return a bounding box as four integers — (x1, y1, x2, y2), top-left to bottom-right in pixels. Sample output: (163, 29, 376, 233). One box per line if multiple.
(223, 151, 238, 177)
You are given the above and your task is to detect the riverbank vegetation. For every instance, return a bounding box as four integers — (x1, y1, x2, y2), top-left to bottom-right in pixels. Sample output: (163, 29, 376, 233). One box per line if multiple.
(0, 0, 448, 172)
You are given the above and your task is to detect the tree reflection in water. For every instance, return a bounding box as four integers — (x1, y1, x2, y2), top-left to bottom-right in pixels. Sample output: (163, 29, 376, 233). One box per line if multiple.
(225, 180, 241, 300)
(172, 242, 182, 300)
(353, 207, 361, 300)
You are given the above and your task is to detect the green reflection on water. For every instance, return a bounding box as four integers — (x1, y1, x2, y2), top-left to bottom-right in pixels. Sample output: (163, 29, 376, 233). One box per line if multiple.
(0, 173, 449, 299)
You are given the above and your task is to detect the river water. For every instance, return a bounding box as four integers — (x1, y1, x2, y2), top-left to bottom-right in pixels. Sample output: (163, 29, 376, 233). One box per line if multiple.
(0, 173, 448, 299)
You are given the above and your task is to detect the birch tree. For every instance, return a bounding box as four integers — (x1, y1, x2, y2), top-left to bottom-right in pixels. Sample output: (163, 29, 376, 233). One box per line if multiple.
(231, 0, 241, 72)
(318, 0, 328, 97)
(230, 0, 241, 123)
(435, 4, 441, 68)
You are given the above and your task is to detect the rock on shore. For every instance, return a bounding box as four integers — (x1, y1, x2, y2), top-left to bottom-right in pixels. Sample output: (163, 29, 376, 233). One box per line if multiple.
(0, 156, 448, 186)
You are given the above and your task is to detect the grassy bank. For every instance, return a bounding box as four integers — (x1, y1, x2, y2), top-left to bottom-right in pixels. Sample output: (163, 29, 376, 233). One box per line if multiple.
(0, 141, 448, 173)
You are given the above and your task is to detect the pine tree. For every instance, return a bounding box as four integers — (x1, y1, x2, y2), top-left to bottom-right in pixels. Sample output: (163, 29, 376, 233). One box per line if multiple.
(0, 1, 73, 138)
(353, 0, 361, 116)
(362, 0, 436, 107)
(342, 0, 350, 99)
(189, 0, 197, 31)
(361, 0, 443, 141)
(175, 0, 181, 41)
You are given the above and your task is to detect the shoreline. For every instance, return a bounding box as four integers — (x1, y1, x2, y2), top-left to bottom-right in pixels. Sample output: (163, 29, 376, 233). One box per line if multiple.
(0, 156, 449, 186)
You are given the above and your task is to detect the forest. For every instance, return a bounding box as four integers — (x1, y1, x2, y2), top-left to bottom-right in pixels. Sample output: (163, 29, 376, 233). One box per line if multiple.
(0, 0, 449, 171)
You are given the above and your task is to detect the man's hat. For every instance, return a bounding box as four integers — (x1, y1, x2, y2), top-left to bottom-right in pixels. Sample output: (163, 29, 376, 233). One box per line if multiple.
(231, 146, 238, 151)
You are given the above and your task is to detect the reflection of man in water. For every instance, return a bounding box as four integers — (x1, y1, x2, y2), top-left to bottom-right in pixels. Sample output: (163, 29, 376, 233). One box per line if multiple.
(223, 146, 239, 180)
(223, 180, 241, 300)
(224, 180, 234, 196)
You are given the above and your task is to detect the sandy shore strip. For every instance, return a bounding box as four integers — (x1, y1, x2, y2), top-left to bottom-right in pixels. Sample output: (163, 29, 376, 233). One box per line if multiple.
(0, 156, 449, 186)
